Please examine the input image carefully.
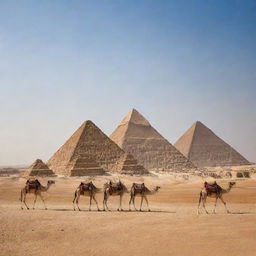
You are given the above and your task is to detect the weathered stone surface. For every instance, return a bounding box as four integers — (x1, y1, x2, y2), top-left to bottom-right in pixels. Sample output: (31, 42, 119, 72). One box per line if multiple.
(47, 120, 126, 176)
(110, 109, 195, 172)
(112, 153, 149, 175)
(70, 156, 105, 176)
(174, 121, 250, 168)
(25, 159, 55, 177)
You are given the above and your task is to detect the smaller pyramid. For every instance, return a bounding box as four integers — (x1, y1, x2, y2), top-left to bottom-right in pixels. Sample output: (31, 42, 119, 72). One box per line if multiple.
(174, 121, 250, 168)
(70, 155, 105, 176)
(26, 159, 55, 177)
(112, 153, 149, 175)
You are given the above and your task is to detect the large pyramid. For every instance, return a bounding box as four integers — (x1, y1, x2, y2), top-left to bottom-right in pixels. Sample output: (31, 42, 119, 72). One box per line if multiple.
(174, 121, 250, 168)
(25, 159, 55, 177)
(47, 120, 146, 176)
(110, 109, 195, 171)
(112, 153, 149, 175)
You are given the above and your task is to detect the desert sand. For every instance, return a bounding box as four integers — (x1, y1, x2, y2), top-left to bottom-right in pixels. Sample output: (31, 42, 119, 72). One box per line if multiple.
(1, 175, 256, 256)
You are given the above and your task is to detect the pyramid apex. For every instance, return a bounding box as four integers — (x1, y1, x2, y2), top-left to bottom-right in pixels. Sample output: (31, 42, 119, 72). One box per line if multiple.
(80, 120, 98, 128)
(83, 120, 93, 125)
(194, 120, 203, 126)
(120, 109, 150, 126)
(131, 108, 138, 113)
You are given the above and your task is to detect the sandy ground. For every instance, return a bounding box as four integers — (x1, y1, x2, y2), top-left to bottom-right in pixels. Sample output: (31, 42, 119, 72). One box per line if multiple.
(0, 175, 256, 256)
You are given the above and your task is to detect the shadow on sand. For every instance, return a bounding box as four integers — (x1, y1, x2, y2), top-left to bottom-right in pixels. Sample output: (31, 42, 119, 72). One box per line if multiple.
(47, 208, 176, 214)
(229, 211, 252, 215)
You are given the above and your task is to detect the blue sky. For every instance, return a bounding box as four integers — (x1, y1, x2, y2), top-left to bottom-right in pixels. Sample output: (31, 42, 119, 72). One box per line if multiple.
(0, 0, 255, 165)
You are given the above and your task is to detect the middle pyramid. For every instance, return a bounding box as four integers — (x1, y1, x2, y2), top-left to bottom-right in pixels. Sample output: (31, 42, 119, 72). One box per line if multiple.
(110, 109, 195, 171)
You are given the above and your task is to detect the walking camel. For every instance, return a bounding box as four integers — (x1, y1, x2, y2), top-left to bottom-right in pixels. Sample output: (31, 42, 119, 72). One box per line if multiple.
(197, 181, 236, 214)
(129, 183, 161, 211)
(20, 179, 55, 210)
(103, 181, 129, 211)
(73, 181, 101, 211)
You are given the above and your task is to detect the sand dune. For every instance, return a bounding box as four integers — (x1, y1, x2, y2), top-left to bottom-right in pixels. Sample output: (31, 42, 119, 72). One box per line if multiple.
(1, 176, 256, 256)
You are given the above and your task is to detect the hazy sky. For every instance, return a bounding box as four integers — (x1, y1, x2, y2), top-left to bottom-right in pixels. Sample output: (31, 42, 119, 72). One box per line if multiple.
(0, 0, 255, 165)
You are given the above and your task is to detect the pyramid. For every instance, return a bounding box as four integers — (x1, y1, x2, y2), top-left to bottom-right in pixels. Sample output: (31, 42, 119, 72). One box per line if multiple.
(47, 120, 126, 176)
(112, 153, 149, 175)
(70, 156, 105, 176)
(174, 121, 250, 168)
(110, 109, 195, 171)
(26, 159, 55, 177)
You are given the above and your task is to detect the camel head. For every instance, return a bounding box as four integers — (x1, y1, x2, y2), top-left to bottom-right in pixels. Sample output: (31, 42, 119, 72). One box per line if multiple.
(155, 186, 161, 191)
(229, 182, 236, 187)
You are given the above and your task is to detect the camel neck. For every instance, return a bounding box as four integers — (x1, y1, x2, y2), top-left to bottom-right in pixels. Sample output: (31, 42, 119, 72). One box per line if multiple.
(42, 183, 51, 192)
(222, 185, 233, 194)
(150, 187, 159, 194)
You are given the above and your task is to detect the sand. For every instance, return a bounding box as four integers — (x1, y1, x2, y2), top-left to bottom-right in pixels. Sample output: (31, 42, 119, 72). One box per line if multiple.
(0, 175, 256, 256)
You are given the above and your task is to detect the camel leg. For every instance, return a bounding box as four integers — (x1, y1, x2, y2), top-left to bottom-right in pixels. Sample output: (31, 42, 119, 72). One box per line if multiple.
(73, 191, 77, 211)
(92, 195, 100, 211)
(76, 192, 81, 211)
(102, 198, 106, 211)
(213, 197, 218, 214)
(202, 196, 209, 214)
(129, 195, 133, 211)
(20, 189, 25, 210)
(133, 196, 137, 211)
(39, 194, 47, 210)
(103, 192, 109, 211)
(220, 196, 230, 213)
(197, 192, 202, 215)
(140, 196, 144, 211)
(89, 195, 92, 211)
(23, 192, 30, 210)
(118, 194, 123, 211)
(102, 192, 106, 211)
(33, 194, 38, 210)
(105, 195, 110, 211)
(144, 196, 150, 212)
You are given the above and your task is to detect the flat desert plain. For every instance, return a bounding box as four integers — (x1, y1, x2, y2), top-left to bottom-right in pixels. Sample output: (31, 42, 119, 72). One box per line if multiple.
(0, 175, 256, 256)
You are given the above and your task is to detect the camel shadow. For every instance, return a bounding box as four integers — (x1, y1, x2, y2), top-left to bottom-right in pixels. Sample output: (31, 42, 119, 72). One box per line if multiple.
(103, 209, 176, 213)
(229, 211, 252, 215)
(51, 208, 103, 212)
(46, 208, 176, 213)
(37, 208, 75, 212)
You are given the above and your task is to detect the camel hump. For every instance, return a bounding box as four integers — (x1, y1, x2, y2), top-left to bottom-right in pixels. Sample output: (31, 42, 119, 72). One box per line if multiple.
(133, 183, 147, 192)
(26, 179, 41, 190)
(204, 181, 222, 194)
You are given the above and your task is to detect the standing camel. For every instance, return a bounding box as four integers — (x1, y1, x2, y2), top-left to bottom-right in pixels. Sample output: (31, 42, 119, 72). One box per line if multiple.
(20, 179, 55, 210)
(103, 181, 129, 211)
(73, 181, 101, 211)
(197, 181, 236, 214)
(129, 183, 160, 211)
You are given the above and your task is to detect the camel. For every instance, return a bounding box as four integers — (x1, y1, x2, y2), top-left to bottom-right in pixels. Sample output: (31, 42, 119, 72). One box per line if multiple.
(103, 181, 129, 211)
(197, 181, 236, 214)
(129, 183, 160, 211)
(20, 179, 55, 210)
(73, 181, 101, 211)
